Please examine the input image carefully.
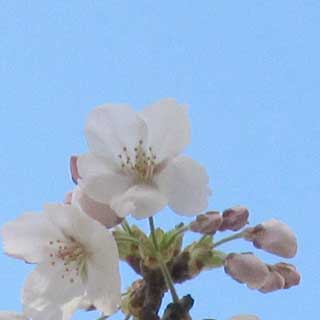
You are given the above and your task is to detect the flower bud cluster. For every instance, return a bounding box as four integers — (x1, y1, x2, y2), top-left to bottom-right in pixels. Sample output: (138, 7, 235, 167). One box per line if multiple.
(0, 100, 300, 320)
(190, 206, 249, 235)
(224, 253, 300, 293)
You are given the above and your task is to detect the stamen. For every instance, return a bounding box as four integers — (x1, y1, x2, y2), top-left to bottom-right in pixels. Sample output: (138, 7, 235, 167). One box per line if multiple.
(118, 140, 158, 183)
(48, 238, 88, 284)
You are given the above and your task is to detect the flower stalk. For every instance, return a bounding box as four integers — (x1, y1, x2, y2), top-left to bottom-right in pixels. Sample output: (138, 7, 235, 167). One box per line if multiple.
(213, 231, 245, 248)
(148, 217, 180, 304)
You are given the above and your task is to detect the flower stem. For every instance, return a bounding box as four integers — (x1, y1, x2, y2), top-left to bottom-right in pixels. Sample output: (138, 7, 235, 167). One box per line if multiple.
(148, 216, 180, 304)
(172, 223, 190, 237)
(122, 219, 133, 235)
(213, 231, 244, 248)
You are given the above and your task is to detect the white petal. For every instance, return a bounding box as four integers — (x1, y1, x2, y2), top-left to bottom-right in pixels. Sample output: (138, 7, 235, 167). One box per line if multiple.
(72, 187, 121, 228)
(22, 263, 84, 312)
(77, 153, 116, 178)
(78, 172, 132, 205)
(156, 156, 210, 215)
(77, 152, 133, 204)
(140, 99, 191, 161)
(0, 312, 27, 320)
(1, 213, 63, 263)
(44, 204, 104, 247)
(111, 184, 168, 219)
(61, 296, 91, 320)
(85, 228, 121, 315)
(86, 104, 148, 162)
(43, 202, 121, 314)
(24, 305, 62, 320)
(24, 297, 85, 320)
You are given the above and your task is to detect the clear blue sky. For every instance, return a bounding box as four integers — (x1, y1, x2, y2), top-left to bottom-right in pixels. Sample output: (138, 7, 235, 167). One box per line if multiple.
(0, 1, 319, 319)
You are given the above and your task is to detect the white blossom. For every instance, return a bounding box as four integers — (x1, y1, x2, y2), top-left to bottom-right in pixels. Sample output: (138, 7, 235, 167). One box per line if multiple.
(1, 204, 121, 318)
(0, 297, 88, 320)
(77, 98, 211, 219)
(0, 312, 27, 320)
(24, 295, 91, 320)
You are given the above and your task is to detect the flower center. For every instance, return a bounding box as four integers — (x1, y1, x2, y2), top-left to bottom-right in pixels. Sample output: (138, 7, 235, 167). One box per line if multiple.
(118, 139, 158, 183)
(48, 237, 88, 283)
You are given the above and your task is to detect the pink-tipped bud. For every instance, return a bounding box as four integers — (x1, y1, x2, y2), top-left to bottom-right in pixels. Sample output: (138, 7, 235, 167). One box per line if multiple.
(71, 188, 122, 228)
(258, 267, 285, 293)
(272, 262, 300, 289)
(224, 253, 269, 289)
(219, 206, 249, 231)
(190, 211, 222, 235)
(70, 155, 81, 184)
(244, 219, 297, 258)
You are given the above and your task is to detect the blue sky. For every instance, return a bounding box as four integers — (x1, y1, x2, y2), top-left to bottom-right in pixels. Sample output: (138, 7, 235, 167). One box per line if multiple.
(0, 1, 319, 319)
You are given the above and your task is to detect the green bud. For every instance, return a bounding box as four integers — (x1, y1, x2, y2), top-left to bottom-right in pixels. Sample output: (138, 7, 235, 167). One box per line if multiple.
(184, 236, 225, 278)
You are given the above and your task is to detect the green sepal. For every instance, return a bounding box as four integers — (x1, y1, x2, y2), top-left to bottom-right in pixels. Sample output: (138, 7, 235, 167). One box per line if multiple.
(159, 224, 184, 262)
(184, 236, 226, 278)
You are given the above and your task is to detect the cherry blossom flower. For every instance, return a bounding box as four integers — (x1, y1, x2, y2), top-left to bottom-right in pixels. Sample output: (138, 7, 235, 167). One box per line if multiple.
(23, 295, 92, 320)
(0, 312, 27, 320)
(0, 297, 89, 320)
(1, 204, 121, 317)
(77, 99, 211, 219)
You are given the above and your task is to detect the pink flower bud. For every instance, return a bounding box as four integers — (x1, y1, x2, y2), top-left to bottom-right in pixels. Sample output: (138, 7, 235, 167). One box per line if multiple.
(219, 206, 249, 231)
(272, 262, 300, 289)
(258, 267, 285, 293)
(70, 155, 81, 184)
(190, 211, 222, 234)
(245, 219, 297, 258)
(224, 253, 269, 289)
(71, 188, 122, 228)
